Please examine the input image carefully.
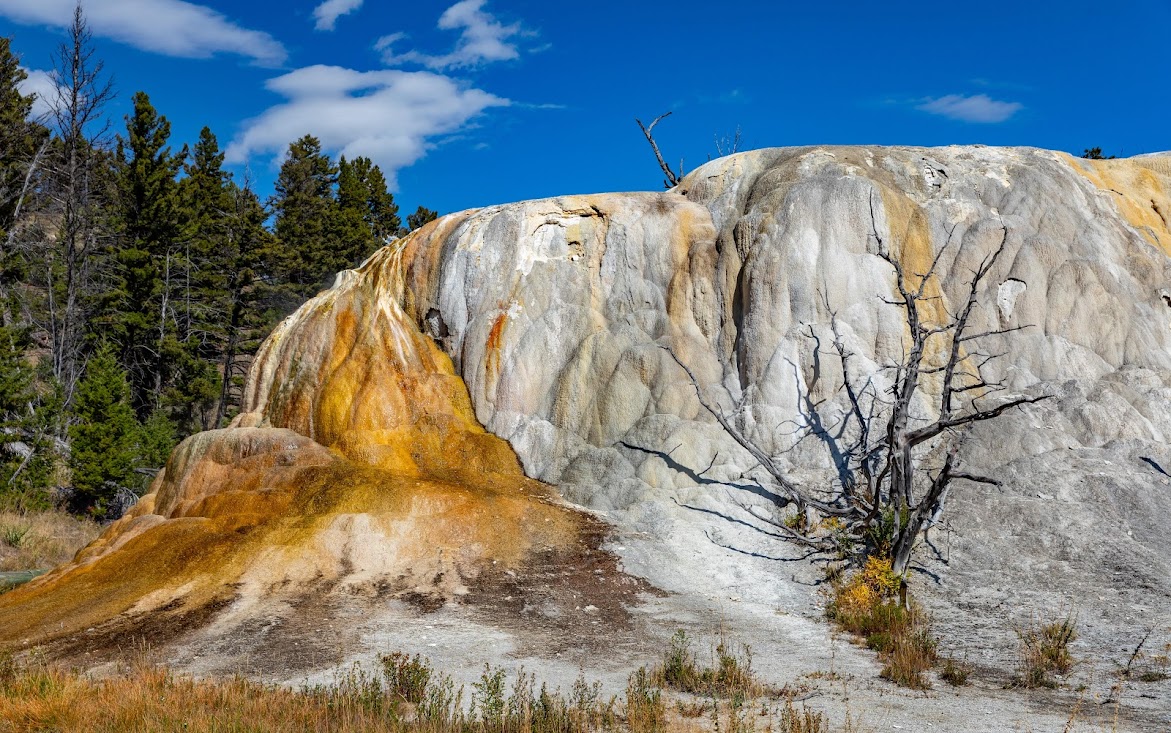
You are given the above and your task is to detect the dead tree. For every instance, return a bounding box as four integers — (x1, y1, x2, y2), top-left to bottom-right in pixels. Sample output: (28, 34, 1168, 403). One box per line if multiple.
(635, 112, 681, 189)
(714, 126, 742, 157)
(43, 4, 114, 411)
(664, 193, 1049, 576)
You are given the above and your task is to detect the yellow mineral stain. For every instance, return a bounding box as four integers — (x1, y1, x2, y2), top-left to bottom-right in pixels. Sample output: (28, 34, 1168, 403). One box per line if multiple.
(876, 186, 943, 314)
(1064, 154, 1171, 255)
(0, 230, 583, 650)
(874, 183, 988, 395)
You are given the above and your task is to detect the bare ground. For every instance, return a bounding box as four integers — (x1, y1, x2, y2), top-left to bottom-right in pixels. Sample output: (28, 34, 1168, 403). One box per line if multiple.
(6, 505, 1169, 733)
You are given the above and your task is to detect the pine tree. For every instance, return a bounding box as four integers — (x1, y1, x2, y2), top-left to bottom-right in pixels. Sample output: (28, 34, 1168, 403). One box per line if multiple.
(337, 155, 399, 246)
(0, 326, 58, 510)
(107, 91, 184, 418)
(139, 408, 175, 473)
(214, 180, 275, 427)
(68, 342, 141, 519)
(326, 155, 402, 278)
(1081, 147, 1117, 160)
(268, 134, 338, 296)
(333, 155, 377, 270)
(404, 205, 438, 234)
(171, 126, 232, 433)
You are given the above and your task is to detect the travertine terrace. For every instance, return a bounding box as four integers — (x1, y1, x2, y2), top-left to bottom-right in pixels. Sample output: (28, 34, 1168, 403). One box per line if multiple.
(4, 145, 1171, 730)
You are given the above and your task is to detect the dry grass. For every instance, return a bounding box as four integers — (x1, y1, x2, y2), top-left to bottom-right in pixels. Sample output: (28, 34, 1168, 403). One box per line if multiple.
(623, 667, 663, 733)
(939, 655, 971, 687)
(0, 653, 621, 733)
(877, 629, 937, 689)
(0, 645, 863, 733)
(652, 630, 769, 699)
(1014, 613, 1078, 689)
(0, 510, 99, 575)
(826, 556, 937, 690)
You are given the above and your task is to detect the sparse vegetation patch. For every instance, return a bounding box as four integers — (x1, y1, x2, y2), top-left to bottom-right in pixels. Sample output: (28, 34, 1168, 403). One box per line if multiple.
(826, 556, 937, 689)
(653, 630, 766, 699)
(0, 638, 868, 733)
(1013, 613, 1078, 689)
(0, 510, 100, 578)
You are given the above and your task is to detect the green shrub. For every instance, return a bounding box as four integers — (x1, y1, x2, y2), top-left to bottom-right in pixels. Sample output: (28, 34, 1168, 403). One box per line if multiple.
(378, 651, 431, 704)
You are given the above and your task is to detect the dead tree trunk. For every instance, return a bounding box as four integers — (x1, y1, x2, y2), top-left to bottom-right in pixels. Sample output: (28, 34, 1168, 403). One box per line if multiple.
(635, 112, 681, 189)
(661, 188, 1049, 577)
(44, 5, 114, 414)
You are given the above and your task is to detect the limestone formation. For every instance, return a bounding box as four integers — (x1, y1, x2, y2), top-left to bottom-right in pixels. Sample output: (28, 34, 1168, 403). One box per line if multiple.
(3, 147, 1171, 706)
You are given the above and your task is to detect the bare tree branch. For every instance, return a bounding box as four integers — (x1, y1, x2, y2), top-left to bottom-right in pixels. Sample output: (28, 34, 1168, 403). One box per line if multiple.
(642, 185, 1049, 576)
(635, 112, 681, 188)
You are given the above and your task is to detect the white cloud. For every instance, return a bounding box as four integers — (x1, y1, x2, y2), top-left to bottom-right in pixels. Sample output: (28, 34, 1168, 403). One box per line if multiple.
(18, 68, 55, 119)
(916, 94, 1023, 123)
(225, 65, 508, 188)
(377, 0, 523, 70)
(312, 0, 362, 31)
(0, 0, 286, 66)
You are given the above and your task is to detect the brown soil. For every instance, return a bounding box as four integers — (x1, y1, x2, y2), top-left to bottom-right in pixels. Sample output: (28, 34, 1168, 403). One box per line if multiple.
(460, 509, 662, 657)
(10, 504, 662, 679)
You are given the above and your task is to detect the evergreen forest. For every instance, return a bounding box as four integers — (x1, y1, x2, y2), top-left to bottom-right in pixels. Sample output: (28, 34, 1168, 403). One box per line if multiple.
(0, 18, 439, 520)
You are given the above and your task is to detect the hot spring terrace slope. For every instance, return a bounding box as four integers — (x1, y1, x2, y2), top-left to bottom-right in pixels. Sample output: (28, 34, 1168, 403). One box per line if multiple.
(2, 148, 1171, 708)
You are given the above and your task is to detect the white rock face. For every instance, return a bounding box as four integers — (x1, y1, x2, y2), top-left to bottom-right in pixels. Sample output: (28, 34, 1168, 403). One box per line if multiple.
(380, 146, 1171, 658)
(396, 147, 1171, 492)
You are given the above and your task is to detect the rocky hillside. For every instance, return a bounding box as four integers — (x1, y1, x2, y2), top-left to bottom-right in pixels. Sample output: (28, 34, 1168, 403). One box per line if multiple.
(3, 145, 1170, 729)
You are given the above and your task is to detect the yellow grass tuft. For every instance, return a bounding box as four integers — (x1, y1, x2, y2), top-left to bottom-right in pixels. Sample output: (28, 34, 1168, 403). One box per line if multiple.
(826, 556, 937, 690)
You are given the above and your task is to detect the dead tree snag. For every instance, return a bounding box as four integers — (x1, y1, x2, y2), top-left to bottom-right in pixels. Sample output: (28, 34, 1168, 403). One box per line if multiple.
(661, 192, 1050, 576)
(635, 112, 681, 189)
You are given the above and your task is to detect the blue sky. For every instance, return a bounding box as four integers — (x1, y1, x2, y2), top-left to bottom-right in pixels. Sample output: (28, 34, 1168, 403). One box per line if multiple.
(2, 0, 1168, 216)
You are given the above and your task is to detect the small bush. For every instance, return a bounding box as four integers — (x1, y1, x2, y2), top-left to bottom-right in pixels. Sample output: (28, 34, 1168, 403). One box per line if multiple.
(879, 629, 937, 690)
(827, 556, 906, 638)
(940, 655, 971, 686)
(1015, 613, 1078, 688)
(827, 555, 937, 689)
(625, 667, 665, 733)
(653, 629, 764, 698)
(777, 697, 828, 733)
(332, 663, 394, 715)
(378, 651, 431, 704)
(415, 670, 462, 727)
(472, 664, 507, 726)
(1, 522, 31, 547)
(659, 629, 701, 691)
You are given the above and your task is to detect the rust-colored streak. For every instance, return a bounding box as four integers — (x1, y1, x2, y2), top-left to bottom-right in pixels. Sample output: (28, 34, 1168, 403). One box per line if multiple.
(485, 311, 507, 379)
